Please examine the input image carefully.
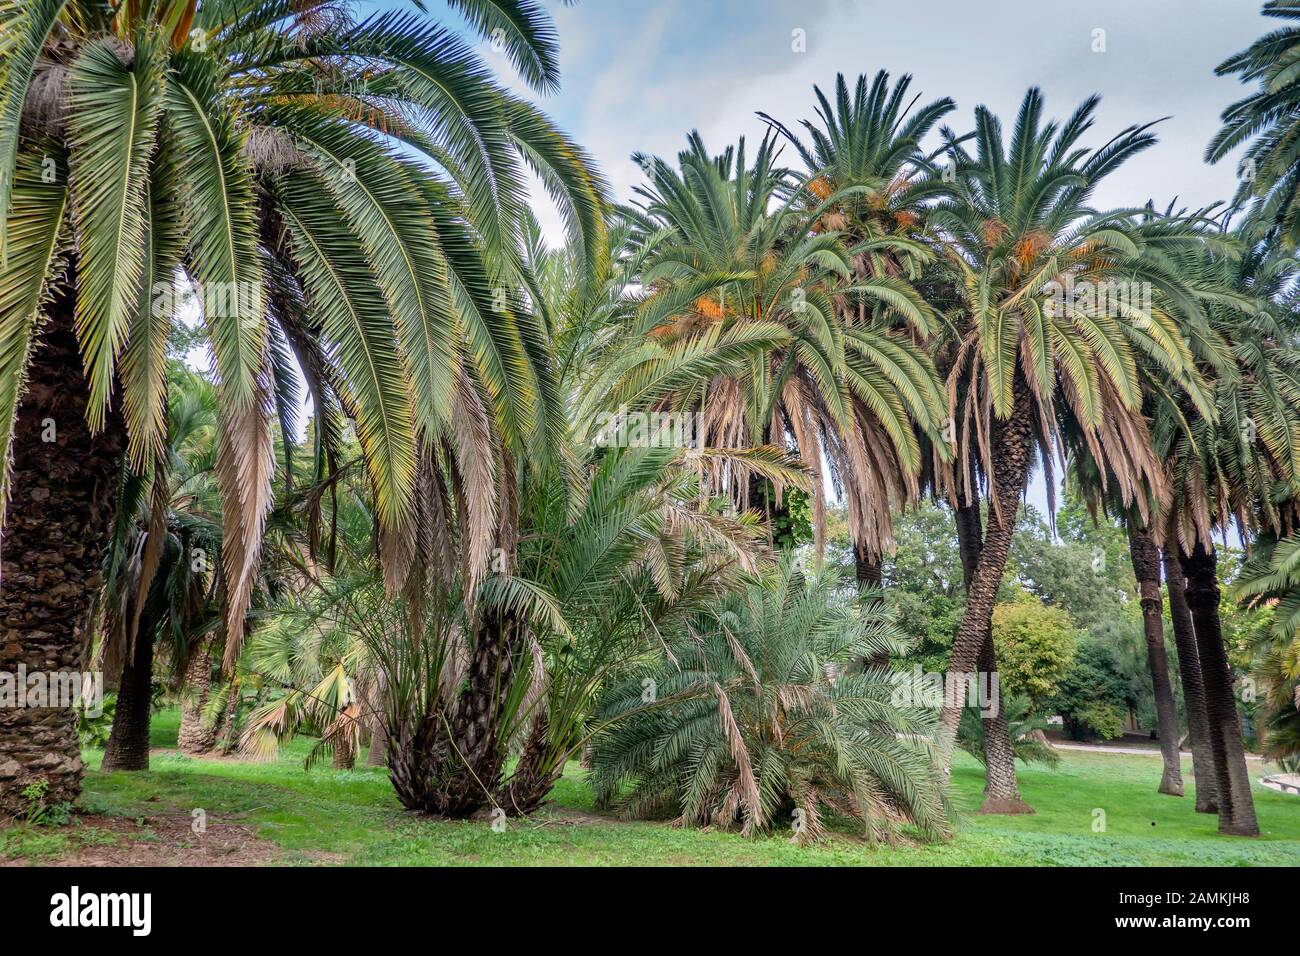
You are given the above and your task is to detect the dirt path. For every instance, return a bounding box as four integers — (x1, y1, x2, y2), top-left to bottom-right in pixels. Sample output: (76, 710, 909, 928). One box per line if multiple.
(3, 809, 290, 867)
(1050, 741, 1268, 761)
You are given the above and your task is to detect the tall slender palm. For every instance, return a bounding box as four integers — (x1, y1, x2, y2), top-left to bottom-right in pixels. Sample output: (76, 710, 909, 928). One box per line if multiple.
(1063, 206, 1253, 800)
(1154, 228, 1300, 834)
(926, 89, 1214, 790)
(98, 366, 222, 771)
(0, 0, 605, 814)
(765, 71, 955, 584)
(1209, 0, 1300, 247)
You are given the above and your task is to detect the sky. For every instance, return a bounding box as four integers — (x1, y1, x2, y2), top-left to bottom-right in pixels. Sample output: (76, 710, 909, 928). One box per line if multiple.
(386, 0, 1270, 520)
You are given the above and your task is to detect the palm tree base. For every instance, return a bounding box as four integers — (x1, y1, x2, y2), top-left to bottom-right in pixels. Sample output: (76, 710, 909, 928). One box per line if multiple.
(1218, 822, 1261, 837)
(0, 708, 83, 818)
(978, 795, 1035, 815)
(0, 291, 125, 817)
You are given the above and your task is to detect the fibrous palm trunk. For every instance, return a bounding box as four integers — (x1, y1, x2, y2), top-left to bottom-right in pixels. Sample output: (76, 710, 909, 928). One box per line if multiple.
(100, 634, 154, 772)
(387, 710, 440, 812)
(854, 549, 882, 588)
(1181, 544, 1259, 836)
(938, 382, 1035, 778)
(954, 495, 1031, 813)
(1126, 524, 1183, 797)
(331, 731, 355, 770)
(853, 547, 891, 668)
(430, 607, 523, 816)
(1162, 547, 1218, 813)
(367, 718, 387, 767)
(177, 643, 217, 755)
(496, 712, 561, 816)
(0, 292, 126, 816)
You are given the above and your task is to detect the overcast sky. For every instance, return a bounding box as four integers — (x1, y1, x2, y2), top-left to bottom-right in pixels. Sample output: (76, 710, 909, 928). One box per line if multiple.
(476, 0, 1267, 518)
(500, 0, 1266, 230)
(331, 1, 1264, 522)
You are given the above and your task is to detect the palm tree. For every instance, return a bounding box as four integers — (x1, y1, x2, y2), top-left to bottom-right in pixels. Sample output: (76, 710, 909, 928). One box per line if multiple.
(1154, 228, 1300, 834)
(1209, 0, 1300, 247)
(926, 89, 1214, 791)
(98, 366, 222, 771)
(764, 71, 955, 583)
(591, 556, 950, 844)
(493, 224, 779, 814)
(0, 0, 605, 815)
(1063, 206, 1251, 799)
(608, 132, 947, 561)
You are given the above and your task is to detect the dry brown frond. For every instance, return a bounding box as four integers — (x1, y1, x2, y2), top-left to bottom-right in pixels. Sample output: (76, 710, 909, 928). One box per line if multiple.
(217, 380, 275, 672)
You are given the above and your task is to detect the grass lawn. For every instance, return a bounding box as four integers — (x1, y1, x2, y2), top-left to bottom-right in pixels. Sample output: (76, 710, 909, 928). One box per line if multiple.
(3, 708, 1298, 866)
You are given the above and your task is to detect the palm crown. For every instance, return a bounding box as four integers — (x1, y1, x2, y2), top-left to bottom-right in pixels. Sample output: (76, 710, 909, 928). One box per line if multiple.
(612, 132, 946, 556)
(930, 89, 1214, 513)
(0, 0, 607, 661)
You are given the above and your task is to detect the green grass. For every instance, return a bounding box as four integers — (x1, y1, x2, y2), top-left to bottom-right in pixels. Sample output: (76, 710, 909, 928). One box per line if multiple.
(5, 708, 1299, 865)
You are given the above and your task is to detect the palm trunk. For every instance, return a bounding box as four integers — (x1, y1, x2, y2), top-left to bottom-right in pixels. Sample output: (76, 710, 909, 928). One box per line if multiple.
(0, 291, 126, 817)
(100, 634, 153, 772)
(432, 607, 523, 816)
(331, 731, 355, 770)
(177, 643, 217, 755)
(938, 383, 1035, 776)
(854, 548, 882, 588)
(1182, 544, 1259, 836)
(954, 494, 1030, 812)
(1162, 547, 1218, 813)
(1126, 524, 1183, 796)
(853, 546, 891, 668)
(367, 718, 388, 767)
(387, 710, 440, 812)
(976, 632, 1031, 812)
(496, 712, 562, 816)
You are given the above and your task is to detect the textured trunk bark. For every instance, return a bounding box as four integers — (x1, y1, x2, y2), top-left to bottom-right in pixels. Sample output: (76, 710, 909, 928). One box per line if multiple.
(976, 632, 1032, 813)
(1163, 547, 1218, 813)
(431, 608, 523, 816)
(100, 634, 153, 772)
(177, 643, 217, 755)
(367, 718, 387, 767)
(1182, 544, 1259, 836)
(954, 494, 1030, 812)
(854, 549, 882, 588)
(331, 730, 355, 770)
(1126, 524, 1183, 797)
(0, 291, 125, 817)
(496, 712, 562, 816)
(387, 710, 440, 812)
(938, 383, 1035, 776)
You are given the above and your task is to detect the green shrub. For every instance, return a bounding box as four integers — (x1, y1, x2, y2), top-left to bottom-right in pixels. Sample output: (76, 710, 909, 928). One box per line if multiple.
(991, 600, 1078, 710)
(1051, 640, 1130, 741)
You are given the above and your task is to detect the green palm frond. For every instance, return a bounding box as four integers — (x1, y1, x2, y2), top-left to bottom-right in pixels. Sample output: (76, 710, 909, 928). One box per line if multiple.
(66, 33, 166, 430)
(0, 146, 67, 522)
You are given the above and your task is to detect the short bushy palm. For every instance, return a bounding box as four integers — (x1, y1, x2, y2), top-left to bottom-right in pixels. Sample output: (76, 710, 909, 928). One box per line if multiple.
(590, 558, 949, 844)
